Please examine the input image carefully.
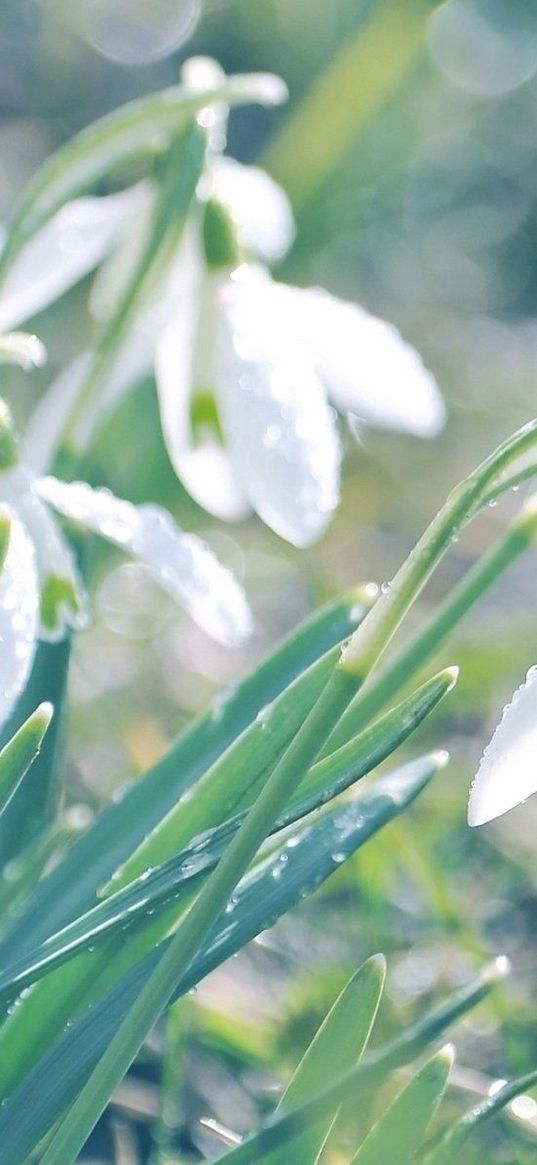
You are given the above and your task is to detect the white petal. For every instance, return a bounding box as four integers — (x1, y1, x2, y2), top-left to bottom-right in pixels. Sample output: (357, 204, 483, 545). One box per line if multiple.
(15, 487, 85, 639)
(88, 182, 154, 322)
(23, 353, 91, 475)
(38, 477, 253, 645)
(468, 666, 537, 826)
(0, 510, 39, 726)
(23, 321, 154, 474)
(211, 157, 295, 262)
(215, 270, 341, 547)
(277, 286, 445, 438)
(0, 185, 146, 333)
(154, 279, 250, 522)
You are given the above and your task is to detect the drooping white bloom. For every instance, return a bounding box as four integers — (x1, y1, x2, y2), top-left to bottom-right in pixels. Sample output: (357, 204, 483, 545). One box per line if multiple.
(0, 396, 252, 728)
(468, 666, 537, 825)
(154, 258, 445, 546)
(23, 212, 445, 546)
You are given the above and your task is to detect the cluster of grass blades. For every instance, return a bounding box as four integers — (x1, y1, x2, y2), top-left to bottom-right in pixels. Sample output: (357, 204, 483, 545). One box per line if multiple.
(0, 409, 535, 1159)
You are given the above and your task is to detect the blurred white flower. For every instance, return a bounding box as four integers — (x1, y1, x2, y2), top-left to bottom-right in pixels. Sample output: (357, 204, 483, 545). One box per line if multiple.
(0, 393, 252, 727)
(468, 665, 537, 826)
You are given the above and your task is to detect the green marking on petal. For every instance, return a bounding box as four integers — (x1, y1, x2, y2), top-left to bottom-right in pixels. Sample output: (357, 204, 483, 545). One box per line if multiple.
(190, 388, 224, 445)
(202, 199, 243, 270)
(40, 573, 83, 637)
(0, 400, 19, 472)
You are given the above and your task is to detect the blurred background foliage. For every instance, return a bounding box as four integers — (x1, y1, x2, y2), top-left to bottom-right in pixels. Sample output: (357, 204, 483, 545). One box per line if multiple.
(2, 0, 537, 1160)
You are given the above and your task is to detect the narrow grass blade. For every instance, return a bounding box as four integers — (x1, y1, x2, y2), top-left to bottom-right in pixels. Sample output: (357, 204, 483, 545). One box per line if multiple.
(0, 592, 368, 961)
(0, 639, 70, 863)
(0, 72, 286, 282)
(350, 1048, 453, 1165)
(265, 956, 386, 1165)
(0, 670, 455, 1003)
(425, 1066, 537, 1165)
(0, 757, 439, 1162)
(0, 703, 52, 823)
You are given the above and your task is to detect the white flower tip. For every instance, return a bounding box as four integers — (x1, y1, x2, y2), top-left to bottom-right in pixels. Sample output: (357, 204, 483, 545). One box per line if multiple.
(0, 332, 47, 371)
(408, 372, 446, 439)
(230, 72, 289, 107)
(468, 666, 537, 826)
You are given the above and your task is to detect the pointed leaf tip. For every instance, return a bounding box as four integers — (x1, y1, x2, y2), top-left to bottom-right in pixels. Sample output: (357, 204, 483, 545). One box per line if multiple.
(429, 749, 450, 770)
(0, 702, 54, 819)
(438, 1042, 455, 1067)
(33, 701, 54, 729)
(369, 952, 387, 976)
(481, 954, 510, 986)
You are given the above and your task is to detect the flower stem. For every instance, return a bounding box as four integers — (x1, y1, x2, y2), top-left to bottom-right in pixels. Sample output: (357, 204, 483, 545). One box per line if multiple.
(58, 124, 206, 462)
(329, 499, 537, 750)
(340, 419, 537, 683)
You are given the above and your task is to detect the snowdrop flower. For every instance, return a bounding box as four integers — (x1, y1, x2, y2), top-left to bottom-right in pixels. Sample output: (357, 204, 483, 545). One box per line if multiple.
(468, 666, 537, 826)
(154, 214, 445, 546)
(0, 384, 252, 728)
(27, 187, 444, 547)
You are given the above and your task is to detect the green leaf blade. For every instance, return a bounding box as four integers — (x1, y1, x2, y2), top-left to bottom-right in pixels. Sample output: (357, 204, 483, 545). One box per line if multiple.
(0, 702, 53, 824)
(266, 956, 386, 1165)
(350, 1048, 453, 1165)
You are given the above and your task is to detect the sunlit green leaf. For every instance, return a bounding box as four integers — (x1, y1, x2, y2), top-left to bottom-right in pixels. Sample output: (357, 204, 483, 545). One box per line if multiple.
(350, 1048, 452, 1165)
(0, 702, 53, 824)
(265, 956, 386, 1165)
